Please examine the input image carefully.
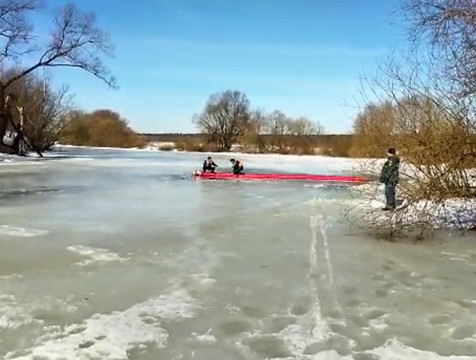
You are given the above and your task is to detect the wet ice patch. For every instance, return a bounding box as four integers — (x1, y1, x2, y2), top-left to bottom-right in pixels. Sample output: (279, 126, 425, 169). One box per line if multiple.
(307, 351, 353, 360)
(368, 316, 389, 331)
(0, 274, 23, 280)
(0, 225, 49, 238)
(190, 329, 217, 345)
(0, 295, 79, 332)
(67, 245, 128, 266)
(368, 338, 476, 359)
(191, 273, 217, 288)
(440, 252, 474, 263)
(6, 288, 199, 360)
(276, 322, 319, 354)
(225, 304, 241, 315)
(0, 295, 36, 330)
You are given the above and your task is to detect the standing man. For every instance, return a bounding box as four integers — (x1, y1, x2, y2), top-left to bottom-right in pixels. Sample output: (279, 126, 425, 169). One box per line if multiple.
(380, 148, 400, 211)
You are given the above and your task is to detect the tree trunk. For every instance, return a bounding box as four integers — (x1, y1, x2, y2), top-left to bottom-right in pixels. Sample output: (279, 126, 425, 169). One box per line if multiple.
(0, 90, 20, 155)
(0, 90, 12, 154)
(0, 122, 16, 154)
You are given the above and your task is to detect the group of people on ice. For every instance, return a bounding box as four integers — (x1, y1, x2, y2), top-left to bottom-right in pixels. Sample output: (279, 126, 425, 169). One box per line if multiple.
(202, 157, 244, 175)
(200, 147, 400, 211)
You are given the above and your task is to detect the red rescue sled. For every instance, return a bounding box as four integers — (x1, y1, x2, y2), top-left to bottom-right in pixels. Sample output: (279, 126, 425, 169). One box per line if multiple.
(193, 171, 365, 183)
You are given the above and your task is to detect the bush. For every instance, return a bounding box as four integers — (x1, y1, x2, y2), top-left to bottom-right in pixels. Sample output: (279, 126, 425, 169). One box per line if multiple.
(60, 110, 146, 148)
(158, 144, 175, 151)
(176, 140, 202, 152)
(175, 140, 221, 152)
(320, 139, 354, 157)
(289, 145, 316, 155)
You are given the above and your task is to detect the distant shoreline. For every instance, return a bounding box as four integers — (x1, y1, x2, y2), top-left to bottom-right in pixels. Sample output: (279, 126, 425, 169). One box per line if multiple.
(140, 133, 354, 143)
(52, 144, 373, 161)
(55, 134, 358, 158)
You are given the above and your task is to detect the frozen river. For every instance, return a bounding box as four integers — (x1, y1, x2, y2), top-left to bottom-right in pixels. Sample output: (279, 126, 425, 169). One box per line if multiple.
(0, 148, 475, 360)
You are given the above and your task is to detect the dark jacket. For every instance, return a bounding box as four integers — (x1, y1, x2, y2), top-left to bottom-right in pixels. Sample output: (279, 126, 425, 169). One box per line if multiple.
(380, 155, 400, 184)
(203, 160, 217, 171)
(232, 161, 244, 174)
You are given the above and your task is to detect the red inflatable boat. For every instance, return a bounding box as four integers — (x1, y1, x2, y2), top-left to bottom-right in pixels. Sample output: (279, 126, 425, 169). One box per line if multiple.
(193, 171, 365, 183)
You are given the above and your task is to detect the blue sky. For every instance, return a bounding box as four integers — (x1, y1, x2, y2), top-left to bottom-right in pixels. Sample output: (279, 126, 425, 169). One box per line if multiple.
(33, 0, 404, 134)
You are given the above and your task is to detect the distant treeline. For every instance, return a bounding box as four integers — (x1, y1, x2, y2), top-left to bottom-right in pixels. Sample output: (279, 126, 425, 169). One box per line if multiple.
(142, 90, 358, 156)
(143, 133, 208, 143)
(144, 133, 356, 157)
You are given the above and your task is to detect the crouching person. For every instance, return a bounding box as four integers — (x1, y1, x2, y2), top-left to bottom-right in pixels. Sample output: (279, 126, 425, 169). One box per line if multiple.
(230, 159, 244, 175)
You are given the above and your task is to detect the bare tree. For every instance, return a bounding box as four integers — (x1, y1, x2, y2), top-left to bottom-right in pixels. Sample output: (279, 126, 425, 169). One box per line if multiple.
(265, 110, 289, 152)
(285, 117, 324, 154)
(402, 0, 476, 99)
(0, 0, 37, 63)
(6, 71, 74, 152)
(352, 69, 476, 236)
(0, 1, 115, 155)
(193, 90, 250, 150)
(287, 117, 323, 136)
(351, 101, 396, 157)
(242, 108, 266, 152)
(261, 112, 325, 154)
(347, 0, 476, 237)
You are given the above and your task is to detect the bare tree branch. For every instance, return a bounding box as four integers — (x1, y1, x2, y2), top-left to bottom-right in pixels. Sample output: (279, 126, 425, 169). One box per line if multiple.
(0, 0, 38, 62)
(3, 3, 116, 90)
(0, 1, 116, 155)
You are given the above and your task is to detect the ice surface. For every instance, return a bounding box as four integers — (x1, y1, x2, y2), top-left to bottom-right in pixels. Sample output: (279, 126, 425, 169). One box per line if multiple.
(6, 287, 198, 360)
(0, 147, 475, 360)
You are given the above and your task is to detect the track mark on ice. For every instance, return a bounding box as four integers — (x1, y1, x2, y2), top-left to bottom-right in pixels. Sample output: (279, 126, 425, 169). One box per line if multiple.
(311, 215, 335, 285)
(308, 215, 333, 340)
(271, 214, 353, 358)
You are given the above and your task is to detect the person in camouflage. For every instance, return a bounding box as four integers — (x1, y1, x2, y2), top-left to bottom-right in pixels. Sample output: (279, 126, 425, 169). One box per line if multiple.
(380, 148, 400, 210)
